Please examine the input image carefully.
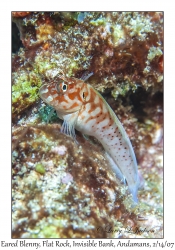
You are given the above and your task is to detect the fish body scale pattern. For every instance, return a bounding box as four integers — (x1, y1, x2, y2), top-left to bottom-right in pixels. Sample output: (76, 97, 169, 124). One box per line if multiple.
(39, 76, 139, 202)
(76, 84, 138, 196)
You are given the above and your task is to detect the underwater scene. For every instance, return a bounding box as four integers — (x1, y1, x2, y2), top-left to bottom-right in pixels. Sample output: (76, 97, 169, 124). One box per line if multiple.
(12, 12, 163, 238)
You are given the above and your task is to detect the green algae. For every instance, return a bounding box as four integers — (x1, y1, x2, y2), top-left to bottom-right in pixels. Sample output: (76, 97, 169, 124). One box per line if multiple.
(111, 81, 137, 100)
(90, 17, 105, 26)
(12, 71, 42, 114)
(40, 225, 59, 238)
(35, 163, 45, 175)
(147, 46, 163, 62)
(33, 59, 58, 75)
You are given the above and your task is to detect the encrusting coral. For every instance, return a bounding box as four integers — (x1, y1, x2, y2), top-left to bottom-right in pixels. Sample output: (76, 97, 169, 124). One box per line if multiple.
(12, 12, 163, 238)
(12, 12, 163, 118)
(12, 124, 162, 238)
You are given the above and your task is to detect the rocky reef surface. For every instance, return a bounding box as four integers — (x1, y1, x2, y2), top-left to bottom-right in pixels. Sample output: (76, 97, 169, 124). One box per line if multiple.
(12, 12, 163, 238)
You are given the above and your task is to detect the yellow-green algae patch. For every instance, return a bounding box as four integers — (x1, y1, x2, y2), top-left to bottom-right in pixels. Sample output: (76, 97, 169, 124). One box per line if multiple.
(111, 80, 137, 100)
(12, 71, 42, 116)
(35, 163, 45, 175)
(39, 224, 60, 238)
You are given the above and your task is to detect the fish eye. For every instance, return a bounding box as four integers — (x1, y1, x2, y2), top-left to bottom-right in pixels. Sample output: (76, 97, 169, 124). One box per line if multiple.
(62, 83, 67, 92)
(56, 80, 68, 94)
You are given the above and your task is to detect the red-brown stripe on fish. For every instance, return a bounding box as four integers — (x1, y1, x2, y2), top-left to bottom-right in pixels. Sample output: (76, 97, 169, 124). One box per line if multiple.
(39, 73, 141, 203)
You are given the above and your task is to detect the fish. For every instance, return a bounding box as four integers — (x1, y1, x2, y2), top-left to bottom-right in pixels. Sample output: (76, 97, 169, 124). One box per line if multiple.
(39, 72, 140, 203)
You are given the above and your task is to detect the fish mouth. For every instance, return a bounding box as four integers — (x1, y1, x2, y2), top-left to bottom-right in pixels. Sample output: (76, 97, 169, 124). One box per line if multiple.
(39, 84, 62, 108)
(39, 84, 53, 105)
(39, 84, 49, 98)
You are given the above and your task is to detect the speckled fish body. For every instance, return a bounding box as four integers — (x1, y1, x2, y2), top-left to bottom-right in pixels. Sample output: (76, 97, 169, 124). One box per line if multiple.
(39, 74, 140, 203)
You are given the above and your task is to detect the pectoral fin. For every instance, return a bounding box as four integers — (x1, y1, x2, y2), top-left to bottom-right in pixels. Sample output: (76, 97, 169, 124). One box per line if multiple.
(59, 112, 79, 143)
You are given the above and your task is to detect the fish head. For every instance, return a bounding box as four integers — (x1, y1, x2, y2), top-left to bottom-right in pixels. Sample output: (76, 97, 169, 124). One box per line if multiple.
(39, 75, 86, 115)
